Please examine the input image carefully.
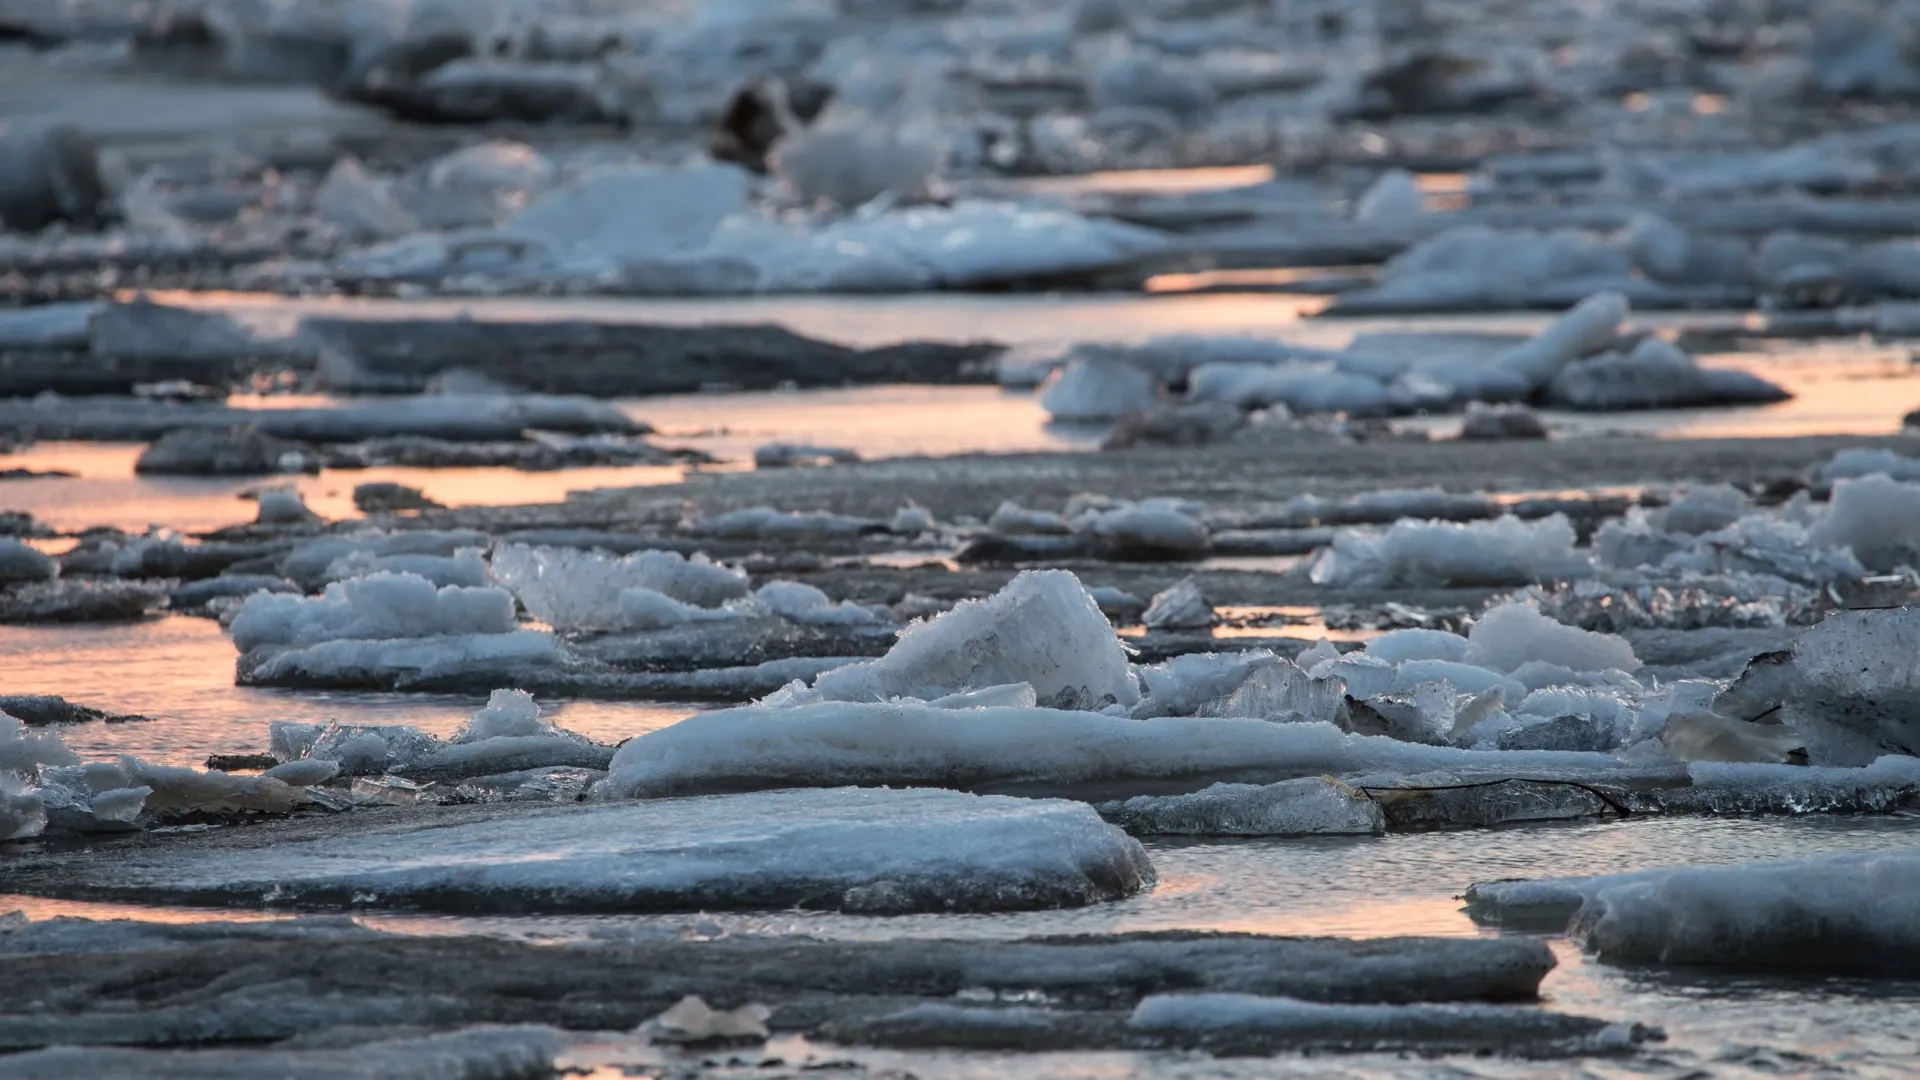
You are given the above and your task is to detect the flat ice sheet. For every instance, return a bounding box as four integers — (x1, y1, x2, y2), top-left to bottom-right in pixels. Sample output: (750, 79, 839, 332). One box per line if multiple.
(3, 787, 1153, 916)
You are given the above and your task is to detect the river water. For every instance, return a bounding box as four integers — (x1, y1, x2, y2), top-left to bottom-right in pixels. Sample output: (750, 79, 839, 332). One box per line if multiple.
(4, 291, 1919, 1077)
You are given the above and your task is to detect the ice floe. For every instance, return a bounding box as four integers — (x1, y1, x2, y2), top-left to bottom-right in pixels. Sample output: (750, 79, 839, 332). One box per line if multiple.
(7, 787, 1155, 915)
(1469, 845, 1920, 973)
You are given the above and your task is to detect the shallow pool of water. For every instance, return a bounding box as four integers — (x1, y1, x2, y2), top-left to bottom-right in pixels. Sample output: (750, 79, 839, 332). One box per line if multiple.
(6, 814, 1918, 1078)
(0, 616, 695, 765)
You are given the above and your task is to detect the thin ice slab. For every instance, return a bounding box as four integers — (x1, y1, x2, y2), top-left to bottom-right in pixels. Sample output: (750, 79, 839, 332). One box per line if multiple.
(2, 788, 1153, 915)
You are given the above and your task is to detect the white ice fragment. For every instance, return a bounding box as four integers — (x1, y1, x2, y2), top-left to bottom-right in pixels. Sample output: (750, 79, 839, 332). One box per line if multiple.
(752, 581, 886, 627)
(1196, 661, 1348, 726)
(118, 758, 304, 814)
(812, 570, 1139, 709)
(322, 548, 489, 588)
(1809, 474, 1920, 571)
(1076, 501, 1210, 556)
(1353, 680, 1456, 745)
(1817, 448, 1920, 484)
(280, 531, 490, 589)
(1548, 337, 1790, 411)
(1142, 576, 1213, 630)
(454, 689, 553, 744)
(1296, 637, 1343, 671)
(0, 773, 45, 841)
(1104, 777, 1384, 836)
(1186, 361, 1392, 416)
(0, 711, 80, 778)
(617, 587, 741, 631)
(773, 114, 944, 208)
(1309, 515, 1586, 588)
(1772, 607, 1920, 765)
(1464, 603, 1640, 674)
(229, 573, 518, 651)
(641, 994, 772, 1045)
(686, 507, 875, 539)
(1659, 712, 1807, 764)
(1353, 168, 1426, 226)
(1492, 291, 1628, 390)
(0, 539, 57, 586)
(38, 766, 149, 832)
(261, 758, 340, 787)
(1364, 628, 1469, 665)
(1659, 484, 1747, 535)
(989, 501, 1071, 535)
(1038, 357, 1160, 422)
(926, 684, 1039, 710)
(505, 162, 750, 269)
(315, 157, 419, 240)
(490, 544, 749, 632)
(425, 140, 553, 201)
(1134, 651, 1281, 718)
(254, 488, 318, 525)
(890, 506, 936, 535)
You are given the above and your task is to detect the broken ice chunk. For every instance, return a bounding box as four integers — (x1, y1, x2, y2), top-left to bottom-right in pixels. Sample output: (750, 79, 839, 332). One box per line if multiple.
(1307, 515, 1587, 588)
(453, 689, 552, 743)
(616, 587, 742, 631)
(812, 570, 1140, 709)
(751, 581, 886, 626)
(1658, 484, 1747, 535)
(1464, 602, 1640, 674)
(1039, 357, 1160, 422)
(1364, 628, 1469, 665)
(640, 995, 772, 1046)
(989, 500, 1071, 535)
(1195, 660, 1347, 726)
(1075, 501, 1210, 559)
(1142, 576, 1213, 630)
(1808, 474, 1920, 571)
(1659, 712, 1807, 764)
(490, 544, 749, 633)
(0, 774, 46, 841)
(1133, 651, 1281, 718)
(1742, 608, 1920, 765)
(261, 759, 341, 787)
